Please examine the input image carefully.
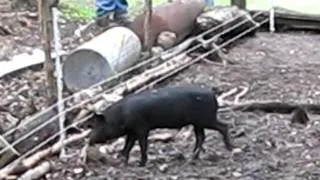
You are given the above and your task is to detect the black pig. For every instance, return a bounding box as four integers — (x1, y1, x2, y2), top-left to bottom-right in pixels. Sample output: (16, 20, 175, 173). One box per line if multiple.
(88, 85, 233, 166)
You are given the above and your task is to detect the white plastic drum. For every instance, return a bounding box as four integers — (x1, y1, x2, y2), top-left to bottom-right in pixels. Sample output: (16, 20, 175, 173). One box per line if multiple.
(63, 26, 142, 92)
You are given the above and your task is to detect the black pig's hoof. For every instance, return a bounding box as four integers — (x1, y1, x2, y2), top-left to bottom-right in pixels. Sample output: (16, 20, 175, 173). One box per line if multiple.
(192, 154, 200, 160)
(226, 144, 235, 151)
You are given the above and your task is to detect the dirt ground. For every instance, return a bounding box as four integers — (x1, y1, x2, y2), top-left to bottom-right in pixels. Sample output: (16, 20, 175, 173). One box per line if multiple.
(39, 32, 320, 180)
(0, 3, 105, 129)
(0, 4, 104, 61)
(1, 2, 320, 180)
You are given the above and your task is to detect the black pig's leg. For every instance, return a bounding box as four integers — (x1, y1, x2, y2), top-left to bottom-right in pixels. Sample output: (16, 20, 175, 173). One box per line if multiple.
(137, 130, 149, 167)
(120, 134, 136, 164)
(192, 127, 205, 159)
(210, 121, 234, 151)
(192, 126, 198, 153)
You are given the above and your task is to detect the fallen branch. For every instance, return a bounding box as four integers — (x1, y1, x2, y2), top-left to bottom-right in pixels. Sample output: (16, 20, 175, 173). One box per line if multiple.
(0, 130, 91, 178)
(18, 161, 51, 180)
(217, 87, 238, 103)
(234, 86, 249, 103)
(160, 37, 197, 60)
(0, 11, 38, 18)
(223, 100, 320, 114)
(189, 52, 225, 66)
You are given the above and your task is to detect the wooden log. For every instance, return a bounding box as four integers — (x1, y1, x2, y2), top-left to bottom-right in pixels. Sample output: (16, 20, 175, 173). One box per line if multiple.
(19, 161, 51, 180)
(222, 100, 320, 114)
(195, 6, 258, 40)
(0, 130, 90, 178)
(192, 5, 258, 56)
(0, 108, 60, 169)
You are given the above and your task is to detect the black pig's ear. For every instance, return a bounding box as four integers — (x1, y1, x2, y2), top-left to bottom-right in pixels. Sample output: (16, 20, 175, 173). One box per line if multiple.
(94, 113, 105, 124)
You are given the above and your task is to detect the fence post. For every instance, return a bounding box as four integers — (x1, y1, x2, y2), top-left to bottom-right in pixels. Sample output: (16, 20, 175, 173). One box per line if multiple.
(231, 0, 246, 9)
(38, 0, 56, 106)
(143, 0, 152, 53)
(52, 7, 67, 158)
(269, 0, 275, 33)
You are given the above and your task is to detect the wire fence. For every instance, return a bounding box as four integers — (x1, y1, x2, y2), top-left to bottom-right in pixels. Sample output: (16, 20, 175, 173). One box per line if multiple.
(0, 2, 271, 171)
(0, 9, 265, 142)
(2, 16, 270, 169)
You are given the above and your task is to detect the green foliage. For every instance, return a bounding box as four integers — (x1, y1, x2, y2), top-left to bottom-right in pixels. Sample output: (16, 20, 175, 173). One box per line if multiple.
(59, 0, 95, 22)
(128, 0, 167, 16)
(59, 0, 167, 22)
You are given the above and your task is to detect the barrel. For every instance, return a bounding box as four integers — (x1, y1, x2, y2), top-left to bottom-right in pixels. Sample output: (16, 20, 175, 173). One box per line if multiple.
(62, 26, 142, 92)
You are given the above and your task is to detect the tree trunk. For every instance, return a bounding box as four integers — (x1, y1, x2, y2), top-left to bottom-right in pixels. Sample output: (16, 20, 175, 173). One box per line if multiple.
(143, 0, 152, 53)
(39, 0, 56, 106)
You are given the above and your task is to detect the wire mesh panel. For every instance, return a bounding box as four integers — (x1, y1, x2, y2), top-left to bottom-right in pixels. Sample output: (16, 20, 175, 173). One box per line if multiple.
(215, 0, 320, 15)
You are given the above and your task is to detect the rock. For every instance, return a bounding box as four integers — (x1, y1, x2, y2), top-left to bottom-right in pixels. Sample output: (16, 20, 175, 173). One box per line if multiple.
(45, 173, 52, 179)
(175, 127, 193, 141)
(151, 46, 164, 55)
(170, 176, 178, 180)
(232, 171, 242, 177)
(305, 163, 315, 168)
(73, 167, 84, 174)
(99, 146, 107, 154)
(305, 155, 311, 160)
(232, 148, 242, 155)
(106, 167, 119, 176)
(87, 146, 107, 162)
(157, 31, 177, 50)
(158, 164, 169, 172)
(103, 138, 125, 153)
(149, 132, 174, 143)
(85, 171, 94, 177)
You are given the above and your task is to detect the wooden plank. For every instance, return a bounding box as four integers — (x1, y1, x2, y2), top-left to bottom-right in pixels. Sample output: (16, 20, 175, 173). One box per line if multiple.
(250, 7, 320, 32)
(0, 49, 67, 78)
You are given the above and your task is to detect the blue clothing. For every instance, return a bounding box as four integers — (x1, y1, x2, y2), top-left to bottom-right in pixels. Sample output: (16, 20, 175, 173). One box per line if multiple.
(205, 0, 214, 6)
(96, 0, 128, 17)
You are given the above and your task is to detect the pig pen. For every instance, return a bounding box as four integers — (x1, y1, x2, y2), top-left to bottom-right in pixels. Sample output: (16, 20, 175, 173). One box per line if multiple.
(36, 32, 320, 180)
(1, 2, 320, 179)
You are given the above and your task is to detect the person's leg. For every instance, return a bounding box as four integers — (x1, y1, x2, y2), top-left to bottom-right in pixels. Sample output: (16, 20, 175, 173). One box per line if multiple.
(114, 0, 131, 25)
(95, 0, 116, 26)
